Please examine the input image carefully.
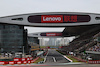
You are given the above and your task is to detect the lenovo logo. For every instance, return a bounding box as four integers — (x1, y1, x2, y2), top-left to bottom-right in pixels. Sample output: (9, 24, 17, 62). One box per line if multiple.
(41, 15, 63, 23)
(43, 17, 61, 21)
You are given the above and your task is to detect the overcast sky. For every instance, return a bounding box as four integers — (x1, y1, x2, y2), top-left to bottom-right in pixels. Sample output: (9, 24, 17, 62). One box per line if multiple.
(0, 0, 100, 33)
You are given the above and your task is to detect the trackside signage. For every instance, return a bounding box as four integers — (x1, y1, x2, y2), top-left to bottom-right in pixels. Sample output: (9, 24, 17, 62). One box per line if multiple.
(41, 15, 63, 23)
(40, 33, 62, 36)
(46, 33, 62, 36)
(28, 15, 90, 23)
(46, 33, 56, 36)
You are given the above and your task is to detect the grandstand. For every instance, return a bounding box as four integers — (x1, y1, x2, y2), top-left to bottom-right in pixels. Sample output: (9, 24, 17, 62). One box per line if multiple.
(59, 25, 100, 60)
(87, 43, 100, 52)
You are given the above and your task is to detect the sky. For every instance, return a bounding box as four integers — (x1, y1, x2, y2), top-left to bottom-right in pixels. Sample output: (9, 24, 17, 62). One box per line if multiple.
(0, 0, 100, 35)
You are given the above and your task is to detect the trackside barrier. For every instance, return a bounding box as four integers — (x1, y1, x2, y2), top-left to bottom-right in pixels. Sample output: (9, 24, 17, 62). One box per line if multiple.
(9, 61, 14, 65)
(88, 60, 100, 64)
(17, 61, 22, 65)
(27, 57, 30, 61)
(1, 57, 39, 65)
(30, 57, 33, 60)
(0, 57, 39, 65)
(14, 58, 21, 61)
(5, 61, 9, 64)
(23, 61, 27, 64)
(31, 60, 34, 63)
(28, 60, 31, 64)
(21, 58, 27, 61)
(72, 55, 87, 62)
(0, 61, 6, 65)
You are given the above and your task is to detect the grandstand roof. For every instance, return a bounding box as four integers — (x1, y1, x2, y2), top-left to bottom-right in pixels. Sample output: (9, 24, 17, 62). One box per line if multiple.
(63, 24, 100, 37)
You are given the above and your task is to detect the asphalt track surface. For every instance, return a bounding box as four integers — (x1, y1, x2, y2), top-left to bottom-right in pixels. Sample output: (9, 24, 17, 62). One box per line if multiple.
(45, 49, 70, 63)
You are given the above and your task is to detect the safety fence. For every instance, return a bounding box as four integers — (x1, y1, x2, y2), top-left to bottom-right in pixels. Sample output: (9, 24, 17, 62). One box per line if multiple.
(0, 57, 39, 65)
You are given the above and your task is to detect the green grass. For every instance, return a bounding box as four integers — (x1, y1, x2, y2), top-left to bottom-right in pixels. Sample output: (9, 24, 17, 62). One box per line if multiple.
(66, 55, 79, 62)
(34, 58, 44, 63)
(40, 46, 46, 48)
(56, 50, 66, 55)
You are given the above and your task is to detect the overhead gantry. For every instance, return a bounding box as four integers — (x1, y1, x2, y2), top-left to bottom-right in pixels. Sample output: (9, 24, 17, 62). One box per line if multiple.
(0, 12, 100, 37)
(0, 12, 100, 27)
(28, 32, 63, 38)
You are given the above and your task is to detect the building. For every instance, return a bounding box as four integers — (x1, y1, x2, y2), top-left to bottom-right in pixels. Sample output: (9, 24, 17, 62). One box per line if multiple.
(56, 40, 60, 46)
(28, 36, 40, 57)
(48, 38, 57, 46)
(64, 38, 70, 46)
(0, 24, 28, 53)
(59, 38, 70, 46)
(44, 40, 49, 46)
(39, 38, 45, 46)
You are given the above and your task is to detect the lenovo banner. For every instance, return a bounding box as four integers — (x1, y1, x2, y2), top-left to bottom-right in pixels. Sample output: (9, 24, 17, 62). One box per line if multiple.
(28, 15, 90, 23)
(40, 33, 62, 36)
(46, 33, 56, 36)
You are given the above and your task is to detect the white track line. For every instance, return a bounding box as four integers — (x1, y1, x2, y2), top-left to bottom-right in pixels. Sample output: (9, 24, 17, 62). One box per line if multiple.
(63, 55, 73, 62)
(52, 57, 56, 62)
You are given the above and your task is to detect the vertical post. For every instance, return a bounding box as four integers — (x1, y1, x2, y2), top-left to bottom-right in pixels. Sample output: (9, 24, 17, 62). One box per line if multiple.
(42, 37, 43, 46)
(23, 46, 24, 57)
(63, 37, 64, 46)
(39, 38, 41, 46)
(55, 38, 56, 46)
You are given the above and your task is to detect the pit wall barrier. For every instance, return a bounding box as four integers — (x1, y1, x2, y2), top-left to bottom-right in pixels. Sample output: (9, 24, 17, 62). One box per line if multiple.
(0, 57, 39, 65)
(88, 60, 100, 64)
